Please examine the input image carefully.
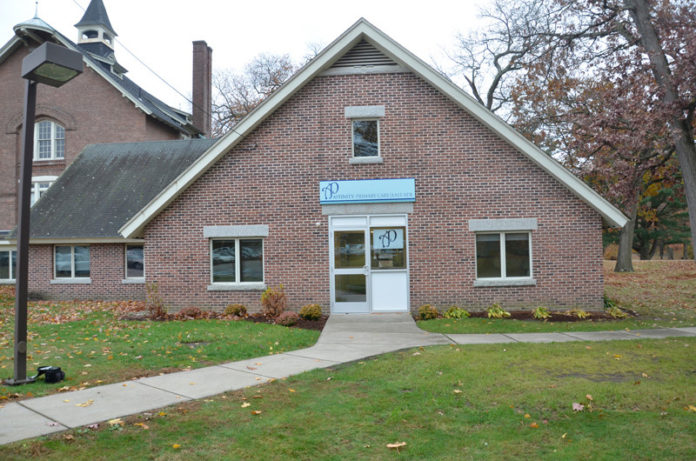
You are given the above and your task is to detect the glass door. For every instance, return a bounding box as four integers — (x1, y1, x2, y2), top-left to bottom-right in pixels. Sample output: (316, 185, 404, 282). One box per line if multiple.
(331, 229, 369, 313)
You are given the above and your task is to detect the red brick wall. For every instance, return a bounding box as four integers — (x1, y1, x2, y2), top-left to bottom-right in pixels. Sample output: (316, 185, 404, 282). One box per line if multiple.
(143, 72, 604, 313)
(25, 243, 145, 300)
(0, 44, 181, 231)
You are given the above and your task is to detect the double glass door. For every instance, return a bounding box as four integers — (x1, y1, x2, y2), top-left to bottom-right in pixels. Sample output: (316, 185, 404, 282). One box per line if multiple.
(330, 215, 409, 313)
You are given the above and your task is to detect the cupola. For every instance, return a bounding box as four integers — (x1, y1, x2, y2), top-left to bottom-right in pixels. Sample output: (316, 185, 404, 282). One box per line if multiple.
(74, 0, 117, 59)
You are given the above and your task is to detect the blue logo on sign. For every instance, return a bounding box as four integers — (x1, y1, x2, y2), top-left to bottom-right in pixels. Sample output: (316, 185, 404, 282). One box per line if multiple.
(321, 182, 339, 200)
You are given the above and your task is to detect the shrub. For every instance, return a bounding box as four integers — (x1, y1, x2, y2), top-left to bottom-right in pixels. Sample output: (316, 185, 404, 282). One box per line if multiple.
(276, 311, 299, 326)
(299, 304, 322, 320)
(225, 304, 247, 317)
(261, 285, 287, 319)
(176, 306, 204, 319)
(146, 282, 167, 320)
(607, 305, 628, 319)
(443, 306, 470, 319)
(603, 294, 617, 309)
(569, 308, 590, 320)
(487, 303, 511, 319)
(532, 306, 551, 320)
(418, 304, 439, 320)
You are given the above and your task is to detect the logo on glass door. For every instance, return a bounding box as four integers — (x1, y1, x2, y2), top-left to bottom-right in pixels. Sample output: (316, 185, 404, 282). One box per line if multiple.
(373, 228, 404, 249)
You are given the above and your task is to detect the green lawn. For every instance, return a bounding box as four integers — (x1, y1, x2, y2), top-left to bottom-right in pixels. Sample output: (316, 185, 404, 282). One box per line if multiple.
(0, 291, 319, 401)
(4, 337, 695, 460)
(419, 260, 696, 334)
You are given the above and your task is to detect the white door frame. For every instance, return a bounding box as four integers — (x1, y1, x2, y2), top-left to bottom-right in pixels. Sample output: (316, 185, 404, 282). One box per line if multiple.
(329, 214, 410, 313)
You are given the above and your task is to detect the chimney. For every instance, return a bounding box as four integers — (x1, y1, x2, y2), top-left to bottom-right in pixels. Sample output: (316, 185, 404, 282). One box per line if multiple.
(192, 40, 212, 136)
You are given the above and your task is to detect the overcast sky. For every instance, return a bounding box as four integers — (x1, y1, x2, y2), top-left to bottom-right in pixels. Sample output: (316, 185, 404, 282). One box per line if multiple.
(1, 0, 490, 111)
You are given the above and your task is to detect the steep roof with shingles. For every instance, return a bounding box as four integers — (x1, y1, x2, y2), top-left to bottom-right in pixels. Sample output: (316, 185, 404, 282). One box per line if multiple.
(19, 139, 216, 240)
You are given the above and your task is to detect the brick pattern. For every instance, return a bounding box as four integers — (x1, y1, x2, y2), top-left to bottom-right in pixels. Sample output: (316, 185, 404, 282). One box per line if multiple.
(26, 244, 145, 300)
(0, 45, 180, 231)
(143, 72, 604, 313)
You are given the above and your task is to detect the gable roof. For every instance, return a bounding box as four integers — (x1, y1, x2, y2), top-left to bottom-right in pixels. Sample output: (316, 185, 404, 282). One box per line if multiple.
(1, 17, 199, 137)
(120, 18, 628, 237)
(9, 139, 216, 242)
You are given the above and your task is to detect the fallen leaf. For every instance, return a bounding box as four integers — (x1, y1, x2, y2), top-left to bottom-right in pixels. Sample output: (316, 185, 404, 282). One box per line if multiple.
(241, 402, 251, 408)
(251, 410, 262, 415)
(686, 405, 696, 412)
(614, 354, 622, 360)
(246, 366, 257, 370)
(64, 434, 74, 442)
(252, 395, 263, 399)
(562, 433, 567, 439)
(586, 394, 593, 401)
(524, 413, 531, 419)
(642, 373, 649, 378)
(387, 442, 407, 449)
(289, 388, 295, 393)
(158, 411, 167, 416)
(87, 424, 99, 429)
(75, 399, 94, 407)
(572, 402, 585, 412)
(530, 422, 539, 428)
(134, 422, 149, 430)
(172, 444, 181, 449)
(453, 389, 462, 394)
(108, 418, 123, 426)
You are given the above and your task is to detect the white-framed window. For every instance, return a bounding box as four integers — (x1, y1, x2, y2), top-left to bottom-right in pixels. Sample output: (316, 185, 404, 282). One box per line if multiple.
(31, 176, 58, 206)
(475, 232, 532, 281)
(352, 119, 380, 158)
(34, 120, 65, 160)
(125, 244, 144, 279)
(54, 245, 90, 279)
(210, 238, 264, 285)
(0, 249, 16, 281)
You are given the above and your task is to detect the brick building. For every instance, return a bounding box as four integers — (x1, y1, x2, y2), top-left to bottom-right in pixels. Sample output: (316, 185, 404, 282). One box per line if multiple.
(0, 0, 211, 236)
(3, 19, 627, 314)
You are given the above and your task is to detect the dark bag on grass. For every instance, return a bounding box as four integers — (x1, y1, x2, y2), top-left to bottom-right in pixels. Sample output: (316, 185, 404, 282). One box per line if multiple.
(34, 366, 65, 383)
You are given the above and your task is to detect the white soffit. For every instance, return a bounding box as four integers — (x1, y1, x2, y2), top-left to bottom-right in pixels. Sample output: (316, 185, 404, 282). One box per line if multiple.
(119, 18, 628, 238)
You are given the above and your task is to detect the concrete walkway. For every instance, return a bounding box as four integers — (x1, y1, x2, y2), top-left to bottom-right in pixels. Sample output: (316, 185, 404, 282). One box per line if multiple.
(1, 314, 695, 445)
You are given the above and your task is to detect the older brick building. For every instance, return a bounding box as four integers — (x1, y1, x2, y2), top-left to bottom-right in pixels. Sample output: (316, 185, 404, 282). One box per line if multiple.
(0, 0, 210, 235)
(6, 19, 626, 314)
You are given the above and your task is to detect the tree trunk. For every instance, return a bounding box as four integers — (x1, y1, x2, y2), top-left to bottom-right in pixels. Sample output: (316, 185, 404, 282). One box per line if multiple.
(666, 244, 674, 260)
(658, 241, 664, 259)
(627, 0, 696, 261)
(615, 197, 639, 272)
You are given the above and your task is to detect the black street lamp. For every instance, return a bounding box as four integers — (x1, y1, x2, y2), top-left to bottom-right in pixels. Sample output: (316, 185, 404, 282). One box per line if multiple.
(4, 42, 82, 386)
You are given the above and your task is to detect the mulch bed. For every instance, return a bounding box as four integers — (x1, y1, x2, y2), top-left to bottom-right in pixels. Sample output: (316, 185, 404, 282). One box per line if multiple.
(419, 309, 636, 322)
(245, 313, 329, 331)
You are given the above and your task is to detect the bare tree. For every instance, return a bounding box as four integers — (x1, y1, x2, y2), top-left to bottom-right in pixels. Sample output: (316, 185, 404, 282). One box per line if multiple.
(211, 53, 295, 136)
(448, 0, 558, 115)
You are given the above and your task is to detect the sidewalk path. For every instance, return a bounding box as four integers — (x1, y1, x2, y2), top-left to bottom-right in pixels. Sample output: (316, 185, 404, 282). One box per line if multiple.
(1, 314, 695, 445)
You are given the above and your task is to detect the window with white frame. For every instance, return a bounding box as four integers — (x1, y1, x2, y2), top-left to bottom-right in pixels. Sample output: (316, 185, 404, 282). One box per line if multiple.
(54, 245, 90, 279)
(31, 176, 58, 206)
(0, 250, 16, 281)
(475, 232, 532, 280)
(125, 245, 144, 279)
(211, 239, 263, 284)
(34, 120, 65, 160)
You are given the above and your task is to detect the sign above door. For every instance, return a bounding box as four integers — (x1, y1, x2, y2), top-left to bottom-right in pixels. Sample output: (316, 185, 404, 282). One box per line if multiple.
(319, 178, 416, 204)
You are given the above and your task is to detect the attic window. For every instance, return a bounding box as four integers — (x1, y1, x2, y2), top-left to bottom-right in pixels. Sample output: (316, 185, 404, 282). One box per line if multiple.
(104, 34, 113, 45)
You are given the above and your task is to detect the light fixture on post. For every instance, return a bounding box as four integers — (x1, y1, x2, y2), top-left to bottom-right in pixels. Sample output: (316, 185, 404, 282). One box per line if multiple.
(4, 42, 82, 386)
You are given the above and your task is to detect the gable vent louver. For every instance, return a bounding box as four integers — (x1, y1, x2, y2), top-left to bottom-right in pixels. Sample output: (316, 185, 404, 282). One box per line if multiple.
(330, 39, 400, 69)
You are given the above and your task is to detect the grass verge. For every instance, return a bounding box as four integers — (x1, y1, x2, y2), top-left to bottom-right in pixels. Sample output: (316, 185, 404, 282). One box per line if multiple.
(419, 260, 696, 334)
(0, 294, 319, 401)
(4, 337, 695, 460)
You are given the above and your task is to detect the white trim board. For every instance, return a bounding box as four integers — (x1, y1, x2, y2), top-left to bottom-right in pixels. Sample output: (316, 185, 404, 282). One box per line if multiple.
(119, 18, 628, 238)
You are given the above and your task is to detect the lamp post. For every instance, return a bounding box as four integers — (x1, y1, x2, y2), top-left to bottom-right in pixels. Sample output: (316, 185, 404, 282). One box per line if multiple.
(4, 42, 82, 385)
